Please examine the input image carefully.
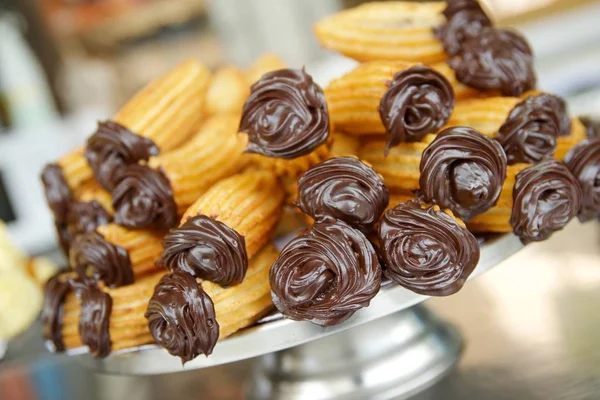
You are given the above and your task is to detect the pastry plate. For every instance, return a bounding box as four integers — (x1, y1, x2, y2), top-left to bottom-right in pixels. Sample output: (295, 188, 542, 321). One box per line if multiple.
(76, 232, 524, 375)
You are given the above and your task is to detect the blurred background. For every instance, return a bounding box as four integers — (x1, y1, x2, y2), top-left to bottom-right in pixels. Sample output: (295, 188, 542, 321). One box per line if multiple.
(0, 0, 599, 399)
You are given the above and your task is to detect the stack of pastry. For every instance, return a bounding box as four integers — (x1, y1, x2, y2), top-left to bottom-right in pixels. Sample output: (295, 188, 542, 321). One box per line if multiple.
(39, 0, 600, 363)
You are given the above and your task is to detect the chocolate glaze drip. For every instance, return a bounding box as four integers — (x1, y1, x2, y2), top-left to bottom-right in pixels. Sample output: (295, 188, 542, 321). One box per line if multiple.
(378, 65, 455, 152)
(66, 200, 112, 241)
(71, 280, 112, 358)
(111, 164, 178, 231)
(378, 199, 480, 296)
(296, 157, 389, 233)
(85, 121, 160, 191)
(449, 27, 536, 96)
(564, 139, 600, 222)
(160, 215, 248, 287)
(145, 272, 219, 364)
(436, 0, 492, 56)
(41, 164, 73, 223)
(41, 271, 71, 353)
(70, 231, 134, 288)
(239, 68, 330, 159)
(511, 159, 582, 244)
(496, 94, 564, 164)
(580, 116, 600, 139)
(420, 126, 507, 221)
(270, 220, 381, 326)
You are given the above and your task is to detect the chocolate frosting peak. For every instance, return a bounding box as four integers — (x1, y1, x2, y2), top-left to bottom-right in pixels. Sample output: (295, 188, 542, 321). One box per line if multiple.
(580, 116, 600, 139)
(85, 121, 159, 191)
(378, 65, 455, 152)
(378, 200, 480, 296)
(436, 0, 492, 56)
(564, 138, 600, 222)
(41, 271, 71, 353)
(146, 272, 219, 364)
(112, 164, 178, 231)
(270, 220, 381, 326)
(420, 126, 507, 220)
(297, 157, 389, 233)
(511, 160, 582, 244)
(41, 164, 73, 223)
(70, 231, 134, 288)
(239, 68, 330, 159)
(66, 200, 112, 241)
(449, 27, 536, 96)
(71, 280, 112, 358)
(160, 215, 248, 287)
(496, 94, 564, 164)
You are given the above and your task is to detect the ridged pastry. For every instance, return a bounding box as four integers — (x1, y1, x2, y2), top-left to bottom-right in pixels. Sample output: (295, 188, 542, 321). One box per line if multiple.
(205, 66, 250, 116)
(244, 53, 287, 86)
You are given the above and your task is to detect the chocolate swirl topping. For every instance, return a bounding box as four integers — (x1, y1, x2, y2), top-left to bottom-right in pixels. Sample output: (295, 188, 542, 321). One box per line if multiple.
(496, 94, 563, 164)
(70, 231, 134, 288)
(420, 126, 507, 221)
(549, 95, 571, 136)
(580, 116, 600, 139)
(378, 200, 480, 296)
(112, 164, 178, 231)
(511, 160, 582, 244)
(449, 27, 536, 96)
(297, 157, 389, 233)
(41, 271, 71, 353)
(160, 215, 248, 287)
(85, 121, 159, 191)
(66, 200, 112, 241)
(55, 221, 72, 255)
(564, 139, 600, 222)
(270, 220, 381, 326)
(436, 0, 492, 56)
(71, 280, 112, 358)
(378, 66, 455, 152)
(239, 68, 330, 159)
(145, 272, 219, 363)
(41, 164, 73, 223)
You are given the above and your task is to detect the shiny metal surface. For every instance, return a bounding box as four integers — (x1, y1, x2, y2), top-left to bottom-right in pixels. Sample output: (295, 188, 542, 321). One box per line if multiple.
(248, 305, 463, 400)
(80, 233, 523, 375)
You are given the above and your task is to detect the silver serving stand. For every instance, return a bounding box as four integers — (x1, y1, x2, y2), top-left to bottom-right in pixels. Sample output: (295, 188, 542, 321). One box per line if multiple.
(77, 233, 524, 400)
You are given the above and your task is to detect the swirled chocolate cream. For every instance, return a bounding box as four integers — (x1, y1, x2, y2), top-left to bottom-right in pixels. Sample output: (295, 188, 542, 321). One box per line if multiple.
(435, 0, 493, 56)
(239, 68, 330, 159)
(564, 138, 600, 222)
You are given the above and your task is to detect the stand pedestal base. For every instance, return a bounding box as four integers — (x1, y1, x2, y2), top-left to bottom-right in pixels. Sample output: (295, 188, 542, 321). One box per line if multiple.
(247, 304, 462, 400)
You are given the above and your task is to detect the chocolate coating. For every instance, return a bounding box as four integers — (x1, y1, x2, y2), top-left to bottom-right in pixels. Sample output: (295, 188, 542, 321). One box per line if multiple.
(66, 200, 112, 241)
(55, 221, 72, 255)
(71, 280, 112, 358)
(449, 27, 536, 96)
(41, 271, 71, 353)
(564, 139, 600, 222)
(549, 95, 571, 136)
(160, 215, 248, 287)
(239, 68, 330, 159)
(420, 126, 507, 221)
(70, 231, 134, 288)
(297, 157, 389, 233)
(111, 164, 178, 231)
(496, 94, 564, 164)
(145, 272, 219, 363)
(436, 0, 492, 56)
(41, 163, 73, 223)
(85, 121, 159, 191)
(580, 116, 600, 139)
(511, 160, 582, 244)
(378, 200, 480, 296)
(270, 220, 381, 326)
(378, 66, 455, 152)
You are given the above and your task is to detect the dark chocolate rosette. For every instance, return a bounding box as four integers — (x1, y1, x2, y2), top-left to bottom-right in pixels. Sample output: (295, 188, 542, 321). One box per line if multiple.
(420, 126, 507, 221)
(239, 68, 330, 159)
(85, 121, 160, 191)
(378, 199, 480, 296)
(270, 220, 381, 326)
(580, 116, 600, 139)
(378, 65, 455, 152)
(65, 200, 112, 242)
(160, 215, 248, 287)
(41, 164, 73, 223)
(449, 27, 536, 96)
(436, 0, 493, 56)
(145, 272, 219, 363)
(69, 231, 134, 288)
(41, 270, 72, 353)
(511, 159, 583, 243)
(564, 139, 600, 222)
(70, 280, 112, 358)
(496, 94, 565, 164)
(296, 157, 389, 233)
(111, 164, 178, 230)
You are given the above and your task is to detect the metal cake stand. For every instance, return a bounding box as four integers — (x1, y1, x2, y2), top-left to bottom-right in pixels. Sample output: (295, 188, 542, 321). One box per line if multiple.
(76, 233, 524, 400)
